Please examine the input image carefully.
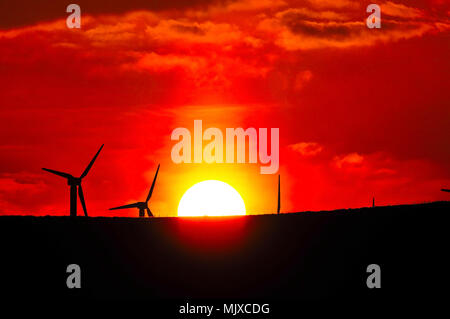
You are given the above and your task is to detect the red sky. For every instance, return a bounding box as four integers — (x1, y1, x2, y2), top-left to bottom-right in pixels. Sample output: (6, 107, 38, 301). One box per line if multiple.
(0, 0, 449, 216)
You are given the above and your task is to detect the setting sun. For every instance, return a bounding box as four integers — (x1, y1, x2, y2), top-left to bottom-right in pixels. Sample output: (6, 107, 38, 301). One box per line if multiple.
(178, 180, 246, 217)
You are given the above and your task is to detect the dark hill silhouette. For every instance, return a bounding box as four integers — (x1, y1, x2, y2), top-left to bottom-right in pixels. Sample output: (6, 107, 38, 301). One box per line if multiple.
(0, 201, 448, 304)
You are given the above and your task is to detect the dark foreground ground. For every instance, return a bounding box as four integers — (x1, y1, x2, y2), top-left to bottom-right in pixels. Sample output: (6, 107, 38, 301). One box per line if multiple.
(0, 202, 448, 307)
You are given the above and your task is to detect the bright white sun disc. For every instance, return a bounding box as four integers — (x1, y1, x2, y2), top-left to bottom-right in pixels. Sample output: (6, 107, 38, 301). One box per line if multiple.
(178, 180, 246, 217)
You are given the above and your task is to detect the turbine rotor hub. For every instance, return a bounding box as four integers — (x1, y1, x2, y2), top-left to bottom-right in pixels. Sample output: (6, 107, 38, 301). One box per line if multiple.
(138, 202, 147, 209)
(68, 177, 82, 186)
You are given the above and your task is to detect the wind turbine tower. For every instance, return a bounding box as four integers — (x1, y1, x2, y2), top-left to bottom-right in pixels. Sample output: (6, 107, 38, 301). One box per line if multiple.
(277, 174, 281, 214)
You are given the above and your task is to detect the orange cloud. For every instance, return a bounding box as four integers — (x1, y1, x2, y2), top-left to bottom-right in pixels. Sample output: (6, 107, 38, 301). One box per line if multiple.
(134, 52, 206, 72)
(334, 153, 364, 168)
(276, 7, 350, 21)
(2, 1, 448, 53)
(382, 1, 424, 19)
(185, 0, 287, 18)
(258, 5, 449, 50)
(289, 142, 323, 156)
(221, 0, 287, 12)
(145, 20, 244, 45)
(305, 0, 359, 9)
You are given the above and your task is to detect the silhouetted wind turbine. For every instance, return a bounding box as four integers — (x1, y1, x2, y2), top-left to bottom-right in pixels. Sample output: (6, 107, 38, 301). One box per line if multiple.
(442, 189, 450, 193)
(277, 174, 280, 214)
(109, 164, 160, 217)
(42, 144, 104, 217)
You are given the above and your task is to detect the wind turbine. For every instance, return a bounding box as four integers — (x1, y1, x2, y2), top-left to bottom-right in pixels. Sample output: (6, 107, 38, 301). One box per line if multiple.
(442, 189, 450, 193)
(42, 144, 104, 217)
(277, 174, 280, 214)
(109, 164, 160, 217)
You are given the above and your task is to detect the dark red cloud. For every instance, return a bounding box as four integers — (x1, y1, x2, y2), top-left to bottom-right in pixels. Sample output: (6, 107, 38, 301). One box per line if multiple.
(0, 0, 228, 28)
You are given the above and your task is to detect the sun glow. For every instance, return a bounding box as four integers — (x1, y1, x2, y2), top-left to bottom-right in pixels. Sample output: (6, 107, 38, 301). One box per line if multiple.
(177, 180, 246, 217)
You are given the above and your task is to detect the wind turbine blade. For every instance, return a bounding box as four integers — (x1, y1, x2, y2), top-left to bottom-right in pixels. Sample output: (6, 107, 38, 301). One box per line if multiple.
(42, 168, 72, 179)
(442, 189, 450, 193)
(109, 203, 140, 210)
(146, 208, 153, 217)
(277, 174, 280, 214)
(78, 185, 88, 217)
(80, 144, 104, 178)
(146, 164, 160, 202)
